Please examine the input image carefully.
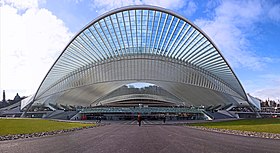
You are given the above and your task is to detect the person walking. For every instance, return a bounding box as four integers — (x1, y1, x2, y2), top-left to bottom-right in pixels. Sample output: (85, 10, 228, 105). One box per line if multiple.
(98, 116, 102, 123)
(137, 114, 142, 126)
(96, 116, 101, 123)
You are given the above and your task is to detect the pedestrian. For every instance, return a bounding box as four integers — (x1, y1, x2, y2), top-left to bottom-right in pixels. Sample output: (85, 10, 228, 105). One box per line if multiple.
(163, 115, 166, 123)
(98, 116, 102, 123)
(137, 114, 142, 126)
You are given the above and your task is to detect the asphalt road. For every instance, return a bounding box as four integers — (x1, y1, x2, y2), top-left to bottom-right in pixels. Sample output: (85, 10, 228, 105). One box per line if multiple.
(0, 122, 279, 153)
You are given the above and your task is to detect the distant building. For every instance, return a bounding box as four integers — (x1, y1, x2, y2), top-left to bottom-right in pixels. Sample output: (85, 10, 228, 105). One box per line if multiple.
(3, 90, 6, 102)
(261, 101, 269, 107)
(269, 100, 277, 107)
(0, 91, 27, 108)
(260, 98, 280, 113)
(0, 90, 8, 108)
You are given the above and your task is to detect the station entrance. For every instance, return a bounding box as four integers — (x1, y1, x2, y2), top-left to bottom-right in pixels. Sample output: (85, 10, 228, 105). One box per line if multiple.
(79, 107, 206, 121)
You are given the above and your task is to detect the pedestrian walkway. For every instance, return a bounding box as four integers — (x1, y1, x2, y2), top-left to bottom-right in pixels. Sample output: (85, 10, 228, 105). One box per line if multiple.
(1, 122, 278, 153)
(121, 120, 165, 125)
(53, 118, 239, 126)
(98, 118, 238, 125)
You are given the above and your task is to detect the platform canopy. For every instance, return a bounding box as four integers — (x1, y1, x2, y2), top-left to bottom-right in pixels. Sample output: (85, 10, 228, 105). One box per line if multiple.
(22, 5, 250, 110)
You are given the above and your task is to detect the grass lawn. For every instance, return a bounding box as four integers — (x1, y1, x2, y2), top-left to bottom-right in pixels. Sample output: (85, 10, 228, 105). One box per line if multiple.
(189, 118, 280, 134)
(0, 118, 94, 136)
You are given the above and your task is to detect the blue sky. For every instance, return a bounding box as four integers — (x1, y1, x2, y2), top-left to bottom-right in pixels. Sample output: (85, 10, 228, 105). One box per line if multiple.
(1, 0, 280, 101)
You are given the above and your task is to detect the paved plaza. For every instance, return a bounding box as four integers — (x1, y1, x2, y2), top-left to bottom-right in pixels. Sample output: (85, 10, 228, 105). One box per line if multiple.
(0, 121, 279, 153)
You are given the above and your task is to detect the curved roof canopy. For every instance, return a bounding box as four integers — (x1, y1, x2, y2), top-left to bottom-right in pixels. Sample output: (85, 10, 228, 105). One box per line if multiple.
(23, 5, 249, 109)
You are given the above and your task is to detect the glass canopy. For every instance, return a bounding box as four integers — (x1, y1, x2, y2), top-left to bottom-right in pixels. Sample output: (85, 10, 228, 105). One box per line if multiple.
(24, 5, 249, 109)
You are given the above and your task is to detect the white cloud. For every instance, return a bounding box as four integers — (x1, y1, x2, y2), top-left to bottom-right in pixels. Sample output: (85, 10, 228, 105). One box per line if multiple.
(90, 0, 140, 14)
(195, 0, 265, 70)
(3, 0, 40, 10)
(182, 0, 197, 16)
(245, 74, 280, 101)
(268, 4, 280, 22)
(260, 74, 280, 86)
(90, 0, 197, 16)
(251, 87, 280, 101)
(142, 0, 188, 10)
(0, 1, 73, 99)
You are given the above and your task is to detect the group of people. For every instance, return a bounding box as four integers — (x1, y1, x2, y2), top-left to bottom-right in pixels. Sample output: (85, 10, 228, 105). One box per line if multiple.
(96, 116, 102, 123)
(137, 114, 166, 126)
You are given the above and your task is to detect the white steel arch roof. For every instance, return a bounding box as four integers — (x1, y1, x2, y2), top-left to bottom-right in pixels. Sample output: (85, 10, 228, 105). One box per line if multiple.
(24, 5, 249, 109)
